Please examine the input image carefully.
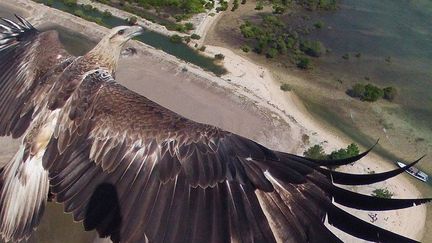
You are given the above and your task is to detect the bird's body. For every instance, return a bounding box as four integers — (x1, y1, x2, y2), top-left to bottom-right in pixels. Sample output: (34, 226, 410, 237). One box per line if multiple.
(0, 16, 429, 243)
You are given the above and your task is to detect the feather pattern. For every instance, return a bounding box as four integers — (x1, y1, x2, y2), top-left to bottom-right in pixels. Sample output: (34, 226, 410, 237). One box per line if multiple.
(41, 70, 430, 243)
(0, 16, 73, 138)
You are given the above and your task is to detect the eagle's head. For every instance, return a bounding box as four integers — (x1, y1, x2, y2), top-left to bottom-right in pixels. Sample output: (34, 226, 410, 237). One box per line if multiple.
(86, 25, 144, 73)
(105, 25, 144, 46)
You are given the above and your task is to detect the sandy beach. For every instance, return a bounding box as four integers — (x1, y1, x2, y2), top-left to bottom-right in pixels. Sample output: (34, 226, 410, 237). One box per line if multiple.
(0, 0, 428, 242)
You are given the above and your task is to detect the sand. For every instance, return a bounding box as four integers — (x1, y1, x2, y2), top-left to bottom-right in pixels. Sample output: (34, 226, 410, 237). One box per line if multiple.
(0, 0, 427, 242)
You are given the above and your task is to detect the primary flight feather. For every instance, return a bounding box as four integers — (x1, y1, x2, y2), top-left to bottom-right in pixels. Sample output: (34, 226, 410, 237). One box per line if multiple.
(0, 15, 429, 243)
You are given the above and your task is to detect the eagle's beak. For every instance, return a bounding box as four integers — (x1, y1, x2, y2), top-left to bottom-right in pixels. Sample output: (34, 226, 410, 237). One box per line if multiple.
(127, 25, 144, 39)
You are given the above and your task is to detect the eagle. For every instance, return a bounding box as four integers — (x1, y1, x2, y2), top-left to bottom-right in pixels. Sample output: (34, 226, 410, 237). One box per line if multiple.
(0, 15, 429, 243)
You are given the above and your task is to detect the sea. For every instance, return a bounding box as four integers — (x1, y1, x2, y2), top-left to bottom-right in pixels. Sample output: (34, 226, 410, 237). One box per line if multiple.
(306, 0, 432, 240)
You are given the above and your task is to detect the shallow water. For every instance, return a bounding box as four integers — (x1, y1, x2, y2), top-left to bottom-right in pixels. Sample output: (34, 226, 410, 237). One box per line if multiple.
(306, 1, 432, 240)
(309, 0, 432, 138)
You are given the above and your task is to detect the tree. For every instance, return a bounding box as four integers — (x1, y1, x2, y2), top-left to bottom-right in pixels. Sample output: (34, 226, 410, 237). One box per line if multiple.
(328, 143, 359, 160)
(300, 40, 325, 57)
(169, 34, 183, 44)
(363, 84, 384, 102)
(266, 48, 278, 58)
(191, 34, 201, 40)
(304, 145, 326, 160)
(297, 57, 312, 69)
(185, 22, 194, 31)
(372, 188, 394, 199)
(255, 1, 264, 10)
(280, 83, 292, 91)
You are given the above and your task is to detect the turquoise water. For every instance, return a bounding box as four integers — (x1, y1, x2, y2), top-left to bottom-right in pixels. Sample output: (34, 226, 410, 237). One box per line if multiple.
(36, 0, 226, 75)
(309, 0, 432, 131)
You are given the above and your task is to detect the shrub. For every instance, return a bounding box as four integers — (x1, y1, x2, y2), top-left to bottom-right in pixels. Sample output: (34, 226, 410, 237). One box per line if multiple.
(328, 143, 359, 160)
(73, 9, 84, 17)
(363, 84, 384, 102)
(300, 40, 325, 57)
(169, 34, 183, 44)
(199, 46, 206, 52)
(64, 0, 77, 7)
(273, 4, 286, 14)
(280, 83, 292, 92)
(297, 57, 312, 69)
(240, 22, 263, 38)
(191, 34, 201, 40)
(255, 1, 264, 10)
(348, 83, 390, 102)
(304, 143, 360, 165)
(314, 21, 324, 29)
(232, 0, 240, 11)
(183, 36, 191, 43)
(304, 145, 326, 160)
(215, 53, 225, 60)
(372, 188, 394, 199)
(241, 45, 250, 53)
(185, 22, 194, 31)
(383, 86, 397, 101)
(266, 48, 278, 58)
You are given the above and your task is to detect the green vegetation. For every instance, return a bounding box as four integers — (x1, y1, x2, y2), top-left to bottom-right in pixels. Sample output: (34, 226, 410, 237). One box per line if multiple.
(300, 40, 325, 57)
(372, 188, 394, 199)
(239, 15, 326, 68)
(304, 143, 360, 160)
(303, 144, 326, 160)
(297, 57, 312, 69)
(190, 33, 201, 40)
(255, 1, 264, 10)
(216, 1, 229, 12)
(299, 0, 338, 11)
(241, 45, 251, 53)
(185, 22, 194, 31)
(64, 0, 77, 7)
(90, 0, 213, 33)
(314, 21, 324, 29)
(347, 83, 397, 102)
(280, 83, 293, 92)
(327, 143, 359, 160)
(232, 0, 240, 11)
(169, 34, 183, 43)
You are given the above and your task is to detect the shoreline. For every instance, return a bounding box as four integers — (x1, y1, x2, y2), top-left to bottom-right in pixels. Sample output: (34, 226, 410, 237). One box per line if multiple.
(0, 0, 428, 242)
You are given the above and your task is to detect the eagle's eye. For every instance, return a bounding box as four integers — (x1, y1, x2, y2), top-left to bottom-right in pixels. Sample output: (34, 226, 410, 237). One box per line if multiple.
(118, 29, 125, 35)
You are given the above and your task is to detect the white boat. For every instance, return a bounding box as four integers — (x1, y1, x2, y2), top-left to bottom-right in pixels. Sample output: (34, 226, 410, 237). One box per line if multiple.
(397, 162, 429, 182)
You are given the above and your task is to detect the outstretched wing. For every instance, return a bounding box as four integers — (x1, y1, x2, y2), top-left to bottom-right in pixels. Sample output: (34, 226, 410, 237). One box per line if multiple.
(0, 16, 74, 242)
(44, 70, 429, 243)
(0, 15, 73, 138)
